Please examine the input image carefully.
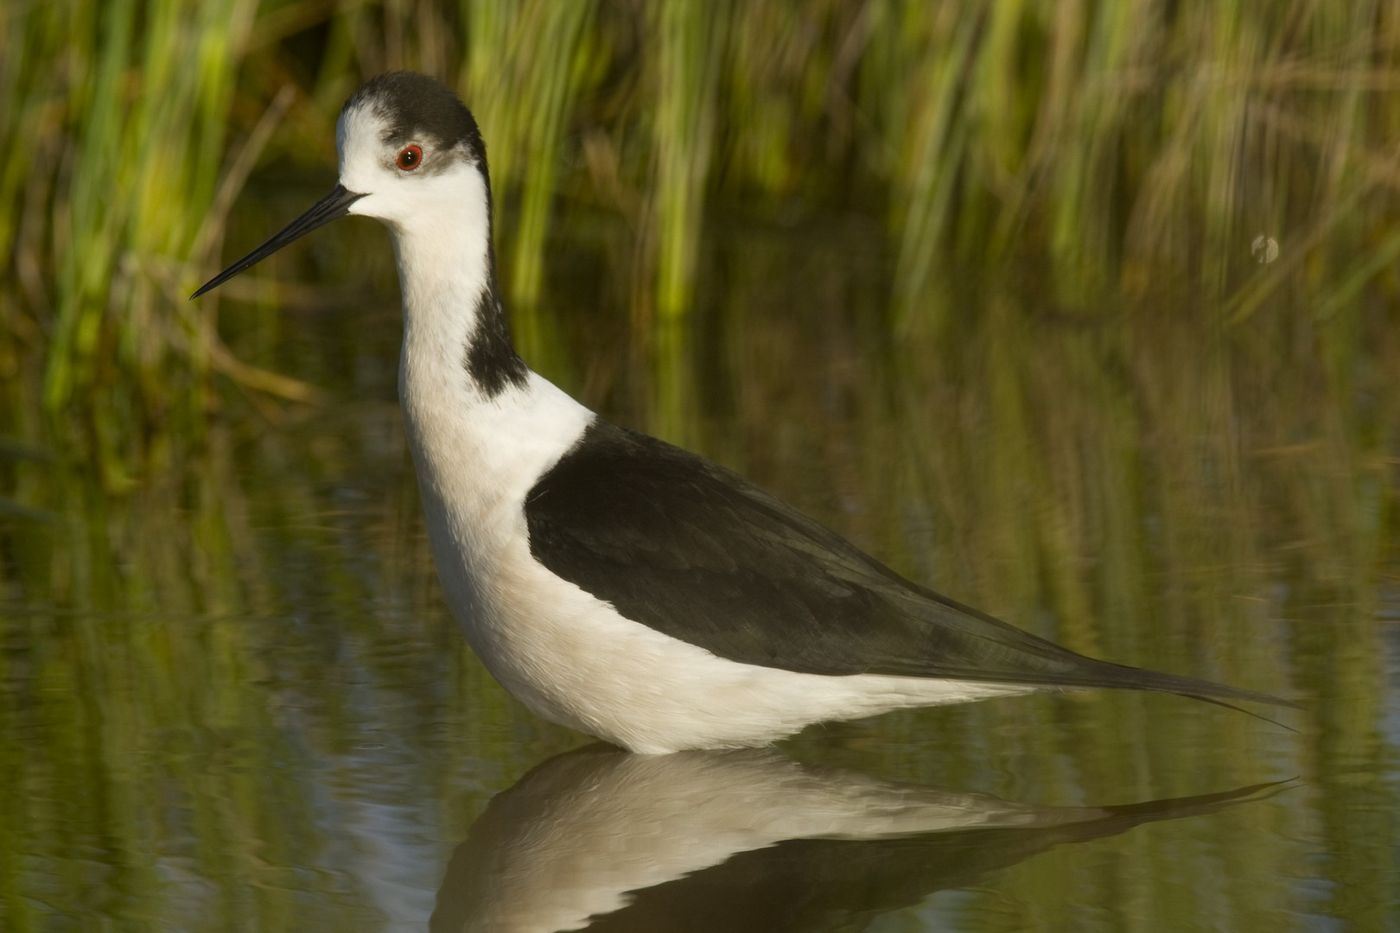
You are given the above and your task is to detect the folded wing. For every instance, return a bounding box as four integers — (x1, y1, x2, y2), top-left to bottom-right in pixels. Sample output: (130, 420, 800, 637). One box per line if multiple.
(524, 420, 1285, 708)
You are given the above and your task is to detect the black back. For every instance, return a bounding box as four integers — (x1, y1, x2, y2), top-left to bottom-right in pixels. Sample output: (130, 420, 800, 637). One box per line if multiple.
(524, 420, 1283, 704)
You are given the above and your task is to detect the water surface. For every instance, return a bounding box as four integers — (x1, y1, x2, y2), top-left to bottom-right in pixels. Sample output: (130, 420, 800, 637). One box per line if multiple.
(2, 187, 1398, 933)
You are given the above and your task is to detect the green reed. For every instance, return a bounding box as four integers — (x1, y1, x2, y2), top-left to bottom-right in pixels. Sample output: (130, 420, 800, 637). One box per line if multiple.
(2, 1, 1399, 431)
(15, 0, 253, 404)
(460, 0, 600, 319)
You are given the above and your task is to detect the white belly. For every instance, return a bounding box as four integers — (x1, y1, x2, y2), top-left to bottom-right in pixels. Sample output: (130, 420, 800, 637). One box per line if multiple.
(425, 501, 1029, 753)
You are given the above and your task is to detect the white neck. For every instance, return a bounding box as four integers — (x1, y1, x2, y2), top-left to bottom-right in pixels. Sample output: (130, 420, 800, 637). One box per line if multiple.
(392, 219, 489, 390)
(386, 164, 495, 385)
(386, 174, 591, 555)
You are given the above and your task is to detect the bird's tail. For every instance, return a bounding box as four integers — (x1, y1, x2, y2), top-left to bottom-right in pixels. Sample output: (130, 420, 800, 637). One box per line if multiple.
(1042, 656, 1299, 728)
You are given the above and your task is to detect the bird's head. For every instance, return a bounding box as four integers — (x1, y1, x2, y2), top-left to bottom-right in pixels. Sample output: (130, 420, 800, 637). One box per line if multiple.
(194, 72, 490, 298)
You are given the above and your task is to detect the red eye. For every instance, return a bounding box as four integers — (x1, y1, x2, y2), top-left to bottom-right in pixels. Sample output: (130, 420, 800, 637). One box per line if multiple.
(396, 144, 423, 171)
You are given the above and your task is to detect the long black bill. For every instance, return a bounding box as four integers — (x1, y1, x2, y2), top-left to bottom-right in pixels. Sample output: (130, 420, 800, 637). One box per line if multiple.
(191, 184, 365, 299)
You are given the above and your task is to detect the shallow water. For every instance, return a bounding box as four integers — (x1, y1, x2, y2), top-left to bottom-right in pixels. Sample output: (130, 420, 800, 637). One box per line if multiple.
(2, 197, 1398, 931)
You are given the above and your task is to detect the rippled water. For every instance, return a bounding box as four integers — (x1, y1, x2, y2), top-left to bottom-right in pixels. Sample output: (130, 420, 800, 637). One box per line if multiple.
(2, 201, 1397, 930)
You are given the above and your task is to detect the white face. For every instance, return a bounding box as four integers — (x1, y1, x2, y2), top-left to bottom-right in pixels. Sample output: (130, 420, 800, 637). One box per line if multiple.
(335, 102, 488, 232)
(190, 77, 494, 301)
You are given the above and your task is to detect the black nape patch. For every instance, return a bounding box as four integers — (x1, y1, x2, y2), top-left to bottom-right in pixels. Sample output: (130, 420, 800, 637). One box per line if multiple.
(466, 242, 529, 397)
(345, 72, 488, 171)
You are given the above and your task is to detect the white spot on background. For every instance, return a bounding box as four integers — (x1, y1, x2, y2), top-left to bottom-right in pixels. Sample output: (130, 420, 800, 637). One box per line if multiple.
(1251, 235, 1279, 264)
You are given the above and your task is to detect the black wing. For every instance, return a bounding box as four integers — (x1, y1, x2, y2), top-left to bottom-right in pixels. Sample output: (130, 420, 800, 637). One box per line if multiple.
(524, 419, 1284, 705)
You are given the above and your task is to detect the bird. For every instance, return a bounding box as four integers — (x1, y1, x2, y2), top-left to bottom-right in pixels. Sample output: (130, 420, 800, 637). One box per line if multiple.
(431, 745, 1280, 932)
(194, 72, 1288, 754)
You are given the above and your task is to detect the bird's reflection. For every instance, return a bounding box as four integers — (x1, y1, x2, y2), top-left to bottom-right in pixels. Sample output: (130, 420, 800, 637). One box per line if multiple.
(431, 746, 1279, 932)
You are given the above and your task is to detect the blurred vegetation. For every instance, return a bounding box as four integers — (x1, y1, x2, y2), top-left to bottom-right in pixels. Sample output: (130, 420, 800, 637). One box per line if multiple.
(0, 0, 1398, 929)
(4, 1, 1400, 427)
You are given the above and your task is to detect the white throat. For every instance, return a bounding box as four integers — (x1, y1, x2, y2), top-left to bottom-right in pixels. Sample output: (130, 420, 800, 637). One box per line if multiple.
(385, 166, 495, 382)
(383, 164, 591, 593)
(396, 237, 483, 388)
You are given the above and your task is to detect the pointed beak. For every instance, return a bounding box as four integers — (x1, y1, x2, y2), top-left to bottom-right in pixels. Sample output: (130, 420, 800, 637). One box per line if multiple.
(191, 184, 366, 299)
